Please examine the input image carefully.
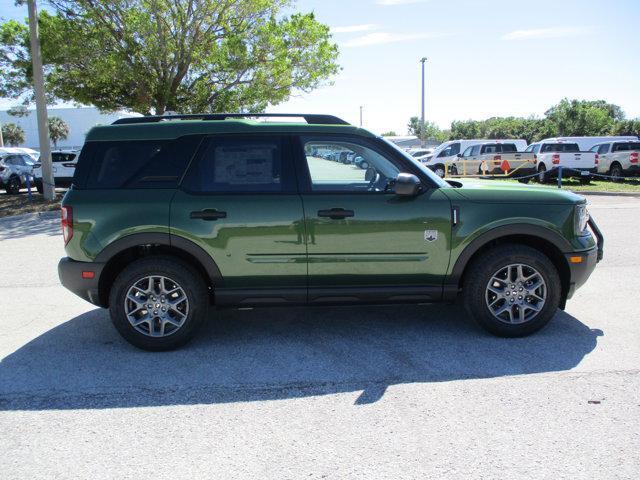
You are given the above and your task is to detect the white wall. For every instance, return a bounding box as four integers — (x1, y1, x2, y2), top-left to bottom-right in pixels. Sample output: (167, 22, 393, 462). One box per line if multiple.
(0, 107, 141, 150)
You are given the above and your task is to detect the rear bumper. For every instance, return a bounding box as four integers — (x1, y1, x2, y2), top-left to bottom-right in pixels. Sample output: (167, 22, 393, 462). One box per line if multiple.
(58, 257, 106, 307)
(565, 217, 603, 300)
(623, 165, 640, 175)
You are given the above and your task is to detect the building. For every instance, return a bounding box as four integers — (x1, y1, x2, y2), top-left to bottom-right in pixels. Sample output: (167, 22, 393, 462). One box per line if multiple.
(0, 106, 141, 150)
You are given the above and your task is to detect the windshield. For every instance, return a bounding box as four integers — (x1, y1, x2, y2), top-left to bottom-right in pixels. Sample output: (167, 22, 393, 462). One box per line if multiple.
(379, 137, 450, 188)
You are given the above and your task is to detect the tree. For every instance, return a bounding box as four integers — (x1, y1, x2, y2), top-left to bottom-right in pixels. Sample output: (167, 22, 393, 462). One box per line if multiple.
(610, 119, 640, 136)
(544, 99, 621, 136)
(1, 1, 340, 115)
(48, 116, 69, 148)
(1, 123, 25, 146)
(407, 117, 449, 143)
(381, 131, 398, 137)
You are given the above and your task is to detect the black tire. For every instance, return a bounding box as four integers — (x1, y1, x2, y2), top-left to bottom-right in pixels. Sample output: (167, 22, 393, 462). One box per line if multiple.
(108, 256, 209, 351)
(462, 244, 561, 337)
(537, 164, 548, 184)
(5, 176, 21, 195)
(433, 164, 445, 178)
(518, 177, 531, 184)
(609, 163, 623, 183)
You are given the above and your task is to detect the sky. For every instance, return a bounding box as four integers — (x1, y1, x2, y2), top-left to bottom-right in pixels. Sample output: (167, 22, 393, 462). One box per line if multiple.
(1, 0, 640, 135)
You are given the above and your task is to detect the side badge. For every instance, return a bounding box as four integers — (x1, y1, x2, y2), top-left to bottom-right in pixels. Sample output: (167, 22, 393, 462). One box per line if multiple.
(424, 230, 438, 242)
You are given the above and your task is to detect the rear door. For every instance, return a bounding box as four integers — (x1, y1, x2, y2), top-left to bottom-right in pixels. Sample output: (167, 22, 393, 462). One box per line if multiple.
(294, 134, 452, 303)
(170, 135, 307, 304)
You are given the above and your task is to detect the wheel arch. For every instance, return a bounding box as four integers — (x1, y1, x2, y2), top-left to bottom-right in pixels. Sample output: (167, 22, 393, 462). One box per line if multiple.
(448, 225, 572, 307)
(95, 233, 222, 307)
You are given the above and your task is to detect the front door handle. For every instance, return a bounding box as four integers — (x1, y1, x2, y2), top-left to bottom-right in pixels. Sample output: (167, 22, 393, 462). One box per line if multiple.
(190, 209, 227, 221)
(317, 208, 354, 220)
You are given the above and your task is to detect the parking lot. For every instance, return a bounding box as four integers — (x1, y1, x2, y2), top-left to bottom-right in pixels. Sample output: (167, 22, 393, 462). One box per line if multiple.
(0, 193, 639, 479)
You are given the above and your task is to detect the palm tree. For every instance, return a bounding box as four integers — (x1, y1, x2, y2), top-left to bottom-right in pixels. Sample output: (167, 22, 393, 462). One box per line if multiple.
(1, 123, 26, 146)
(48, 117, 70, 148)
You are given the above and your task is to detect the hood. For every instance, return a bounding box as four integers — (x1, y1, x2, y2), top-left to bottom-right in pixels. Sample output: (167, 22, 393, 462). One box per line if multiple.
(445, 179, 585, 205)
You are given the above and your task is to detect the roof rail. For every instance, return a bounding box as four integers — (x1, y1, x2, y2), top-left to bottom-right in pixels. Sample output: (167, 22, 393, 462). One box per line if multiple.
(111, 113, 350, 126)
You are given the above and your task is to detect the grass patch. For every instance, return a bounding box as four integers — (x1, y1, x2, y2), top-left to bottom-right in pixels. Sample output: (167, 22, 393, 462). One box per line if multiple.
(0, 190, 61, 218)
(493, 177, 640, 193)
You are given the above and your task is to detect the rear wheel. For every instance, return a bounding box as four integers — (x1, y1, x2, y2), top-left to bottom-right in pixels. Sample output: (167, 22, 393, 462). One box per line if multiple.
(537, 164, 548, 184)
(518, 177, 531, 184)
(5, 176, 21, 195)
(609, 163, 623, 182)
(462, 245, 561, 337)
(109, 256, 209, 350)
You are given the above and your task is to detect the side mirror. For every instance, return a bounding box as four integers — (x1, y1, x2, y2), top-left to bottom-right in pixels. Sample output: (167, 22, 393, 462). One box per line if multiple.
(394, 173, 421, 196)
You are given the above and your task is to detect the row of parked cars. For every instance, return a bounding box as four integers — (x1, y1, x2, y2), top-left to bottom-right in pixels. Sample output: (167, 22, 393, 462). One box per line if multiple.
(0, 147, 78, 194)
(313, 149, 372, 169)
(407, 136, 640, 182)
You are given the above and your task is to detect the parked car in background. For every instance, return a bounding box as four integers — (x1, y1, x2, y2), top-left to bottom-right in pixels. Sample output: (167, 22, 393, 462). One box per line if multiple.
(548, 136, 638, 152)
(589, 140, 640, 178)
(422, 139, 527, 178)
(0, 152, 35, 194)
(0, 147, 39, 161)
(524, 139, 597, 183)
(449, 141, 536, 180)
(32, 150, 80, 193)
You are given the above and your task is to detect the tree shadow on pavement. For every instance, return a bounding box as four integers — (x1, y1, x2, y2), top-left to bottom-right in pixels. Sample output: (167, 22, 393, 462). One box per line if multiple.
(0, 212, 61, 241)
(0, 304, 603, 411)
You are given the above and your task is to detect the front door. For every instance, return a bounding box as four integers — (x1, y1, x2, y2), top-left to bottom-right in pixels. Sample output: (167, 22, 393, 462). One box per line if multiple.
(295, 134, 452, 303)
(170, 135, 307, 304)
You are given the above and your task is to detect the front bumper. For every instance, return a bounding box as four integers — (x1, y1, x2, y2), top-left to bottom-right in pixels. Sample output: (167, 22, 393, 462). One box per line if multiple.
(58, 257, 106, 307)
(564, 217, 603, 300)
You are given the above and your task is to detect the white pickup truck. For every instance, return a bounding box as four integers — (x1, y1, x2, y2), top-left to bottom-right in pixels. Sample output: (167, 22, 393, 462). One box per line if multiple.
(524, 139, 596, 183)
(589, 139, 640, 178)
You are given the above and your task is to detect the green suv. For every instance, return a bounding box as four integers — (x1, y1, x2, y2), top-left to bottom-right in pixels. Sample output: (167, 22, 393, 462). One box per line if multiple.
(58, 114, 603, 350)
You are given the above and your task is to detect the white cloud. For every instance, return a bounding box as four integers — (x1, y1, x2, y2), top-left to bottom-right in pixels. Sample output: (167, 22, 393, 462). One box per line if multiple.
(344, 31, 445, 48)
(376, 0, 429, 5)
(331, 24, 377, 34)
(502, 26, 593, 40)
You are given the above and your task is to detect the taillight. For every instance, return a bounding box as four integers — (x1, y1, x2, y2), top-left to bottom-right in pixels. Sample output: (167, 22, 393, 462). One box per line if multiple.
(61, 206, 73, 245)
(552, 154, 560, 165)
(631, 152, 639, 164)
(594, 153, 599, 166)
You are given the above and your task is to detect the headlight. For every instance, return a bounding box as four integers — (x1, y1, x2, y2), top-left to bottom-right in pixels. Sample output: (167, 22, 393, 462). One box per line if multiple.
(575, 204, 589, 234)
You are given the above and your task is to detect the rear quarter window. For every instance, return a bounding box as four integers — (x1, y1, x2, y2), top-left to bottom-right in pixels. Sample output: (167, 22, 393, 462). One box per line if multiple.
(77, 136, 202, 189)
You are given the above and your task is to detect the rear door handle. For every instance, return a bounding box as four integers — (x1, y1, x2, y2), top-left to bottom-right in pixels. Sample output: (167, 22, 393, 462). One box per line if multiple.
(190, 209, 227, 221)
(318, 208, 354, 220)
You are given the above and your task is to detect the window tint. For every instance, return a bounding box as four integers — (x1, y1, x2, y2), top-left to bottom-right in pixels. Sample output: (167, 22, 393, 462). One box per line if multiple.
(598, 144, 610, 154)
(461, 146, 473, 157)
(84, 136, 201, 189)
(471, 145, 481, 156)
(629, 143, 640, 151)
(501, 144, 517, 153)
(540, 143, 579, 153)
(438, 142, 460, 157)
(482, 144, 498, 154)
(612, 143, 630, 152)
(52, 152, 76, 163)
(302, 136, 402, 193)
(182, 136, 287, 193)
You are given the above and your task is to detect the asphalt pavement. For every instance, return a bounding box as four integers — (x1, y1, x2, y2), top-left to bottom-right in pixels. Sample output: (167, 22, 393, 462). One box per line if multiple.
(0, 195, 638, 479)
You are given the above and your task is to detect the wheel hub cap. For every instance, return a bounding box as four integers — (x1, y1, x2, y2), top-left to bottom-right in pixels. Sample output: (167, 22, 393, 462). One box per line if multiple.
(124, 275, 189, 337)
(485, 263, 546, 324)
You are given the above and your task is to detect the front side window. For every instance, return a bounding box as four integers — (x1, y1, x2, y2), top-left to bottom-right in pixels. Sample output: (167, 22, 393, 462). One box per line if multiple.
(471, 145, 481, 156)
(183, 136, 290, 193)
(301, 137, 402, 193)
(461, 146, 474, 157)
(438, 142, 460, 157)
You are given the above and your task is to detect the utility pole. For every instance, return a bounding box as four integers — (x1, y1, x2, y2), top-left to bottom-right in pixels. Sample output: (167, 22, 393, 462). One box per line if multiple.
(359, 106, 363, 127)
(420, 57, 428, 147)
(0, 120, 4, 147)
(27, 0, 55, 200)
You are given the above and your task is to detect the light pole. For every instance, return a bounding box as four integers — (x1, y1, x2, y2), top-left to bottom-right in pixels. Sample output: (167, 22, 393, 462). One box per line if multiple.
(359, 106, 363, 127)
(420, 57, 427, 147)
(27, 0, 55, 200)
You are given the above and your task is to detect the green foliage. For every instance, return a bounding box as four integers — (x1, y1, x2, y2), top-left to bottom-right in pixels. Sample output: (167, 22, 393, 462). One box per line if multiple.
(1, 123, 26, 146)
(48, 116, 70, 148)
(610, 119, 640, 136)
(407, 117, 449, 143)
(380, 131, 398, 136)
(544, 98, 622, 136)
(0, 1, 340, 115)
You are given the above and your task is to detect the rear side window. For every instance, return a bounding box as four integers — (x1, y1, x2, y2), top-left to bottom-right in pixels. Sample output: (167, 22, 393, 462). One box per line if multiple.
(81, 136, 202, 189)
(52, 153, 76, 163)
(541, 143, 580, 153)
(182, 136, 294, 193)
(630, 143, 640, 151)
(611, 142, 640, 152)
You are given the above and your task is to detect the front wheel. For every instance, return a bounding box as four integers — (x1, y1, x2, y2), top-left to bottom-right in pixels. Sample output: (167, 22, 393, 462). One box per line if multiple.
(433, 164, 445, 178)
(462, 245, 561, 337)
(109, 256, 209, 350)
(537, 164, 548, 184)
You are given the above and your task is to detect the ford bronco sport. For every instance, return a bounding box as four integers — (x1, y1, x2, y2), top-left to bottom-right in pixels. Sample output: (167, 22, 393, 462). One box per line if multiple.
(58, 114, 603, 350)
